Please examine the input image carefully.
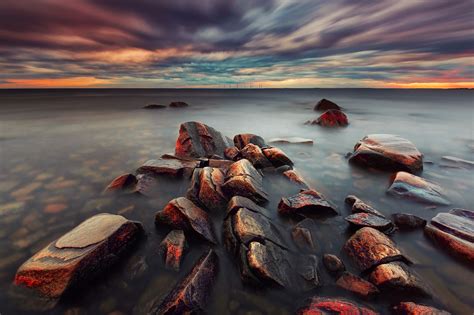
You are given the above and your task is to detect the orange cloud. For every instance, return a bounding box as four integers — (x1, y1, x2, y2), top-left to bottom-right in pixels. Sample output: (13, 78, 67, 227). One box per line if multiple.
(1, 76, 113, 88)
(384, 81, 474, 89)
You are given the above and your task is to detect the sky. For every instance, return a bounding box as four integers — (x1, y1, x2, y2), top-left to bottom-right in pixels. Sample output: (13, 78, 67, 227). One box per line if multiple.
(0, 0, 473, 88)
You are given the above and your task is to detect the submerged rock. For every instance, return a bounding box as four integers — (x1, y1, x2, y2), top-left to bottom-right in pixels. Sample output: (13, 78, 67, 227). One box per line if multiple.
(424, 209, 473, 266)
(135, 173, 157, 197)
(345, 213, 393, 231)
(222, 159, 268, 204)
(312, 109, 348, 127)
(278, 189, 337, 217)
(175, 121, 232, 158)
(262, 147, 294, 167)
(224, 146, 240, 161)
(269, 137, 313, 145)
(143, 104, 166, 109)
(392, 302, 451, 315)
(233, 133, 266, 149)
(169, 101, 189, 108)
(391, 213, 426, 230)
(336, 272, 379, 299)
(345, 195, 385, 217)
(187, 167, 227, 212)
(160, 230, 187, 271)
(283, 169, 309, 188)
(150, 249, 218, 314)
(291, 219, 317, 251)
(104, 173, 137, 193)
(322, 254, 345, 276)
(314, 98, 341, 111)
(349, 134, 423, 173)
(297, 297, 377, 315)
(14, 213, 143, 298)
(240, 143, 272, 168)
(387, 171, 450, 205)
(440, 156, 474, 168)
(155, 197, 217, 244)
(136, 158, 199, 178)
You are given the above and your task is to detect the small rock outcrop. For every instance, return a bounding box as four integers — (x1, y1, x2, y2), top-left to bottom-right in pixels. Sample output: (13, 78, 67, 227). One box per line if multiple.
(175, 122, 232, 158)
(269, 137, 313, 145)
(278, 189, 337, 217)
(391, 213, 426, 230)
(169, 101, 189, 108)
(345, 195, 385, 217)
(314, 98, 341, 111)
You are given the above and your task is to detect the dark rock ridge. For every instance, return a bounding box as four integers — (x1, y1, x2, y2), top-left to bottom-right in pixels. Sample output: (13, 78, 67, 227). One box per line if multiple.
(311, 109, 349, 127)
(143, 104, 166, 109)
(391, 213, 426, 230)
(387, 171, 450, 205)
(314, 98, 341, 111)
(269, 137, 313, 145)
(169, 101, 189, 108)
(392, 302, 451, 315)
(222, 159, 268, 204)
(233, 133, 266, 149)
(160, 230, 187, 271)
(348, 134, 423, 173)
(104, 173, 137, 193)
(14, 213, 143, 298)
(187, 167, 228, 212)
(278, 189, 337, 217)
(297, 297, 377, 315)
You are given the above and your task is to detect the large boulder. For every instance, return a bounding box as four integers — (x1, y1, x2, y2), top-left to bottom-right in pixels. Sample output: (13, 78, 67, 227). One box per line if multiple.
(175, 121, 232, 158)
(14, 213, 143, 298)
(136, 158, 199, 178)
(222, 159, 268, 204)
(297, 297, 377, 315)
(387, 171, 450, 205)
(348, 134, 423, 173)
(233, 133, 266, 149)
(314, 98, 341, 111)
(278, 189, 337, 217)
(312, 109, 349, 127)
(392, 302, 451, 315)
(424, 209, 473, 266)
(187, 167, 228, 212)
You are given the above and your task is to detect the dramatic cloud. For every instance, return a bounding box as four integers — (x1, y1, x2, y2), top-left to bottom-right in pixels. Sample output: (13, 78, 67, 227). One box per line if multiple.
(0, 0, 473, 88)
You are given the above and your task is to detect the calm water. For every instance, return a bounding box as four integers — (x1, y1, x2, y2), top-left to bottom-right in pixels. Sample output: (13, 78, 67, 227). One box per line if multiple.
(0, 89, 473, 314)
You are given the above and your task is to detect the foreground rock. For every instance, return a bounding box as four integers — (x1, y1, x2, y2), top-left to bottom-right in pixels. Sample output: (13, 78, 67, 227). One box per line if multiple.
(314, 98, 341, 111)
(298, 297, 376, 315)
(233, 133, 266, 149)
(387, 172, 450, 205)
(336, 272, 379, 299)
(155, 197, 217, 244)
(269, 137, 313, 145)
(348, 134, 423, 173)
(345, 213, 393, 232)
(424, 209, 473, 266)
(240, 143, 272, 168)
(312, 109, 349, 127)
(160, 230, 187, 271)
(149, 249, 218, 314)
(143, 104, 166, 109)
(136, 158, 199, 178)
(391, 213, 426, 230)
(278, 189, 337, 217)
(222, 159, 268, 204)
(345, 195, 385, 217)
(175, 122, 232, 158)
(322, 254, 345, 276)
(187, 167, 227, 212)
(104, 173, 137, 193)
(262, 147, 294, 167)
(14, 213, 143, 298)
(169, 101, 189, 108)
(344, 227, 406, 271)
(392, 302, 451, 315)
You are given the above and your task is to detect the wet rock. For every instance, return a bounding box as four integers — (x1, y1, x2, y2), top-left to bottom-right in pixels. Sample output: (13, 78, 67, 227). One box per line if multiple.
(155, 197, 217, 244)
(345, 195, 385, 217)
(224, 146, 240, 161)
(344, 227, 406, 271)
(283, 169, 309, 188)
(369, 262, 430, 296)
(43, 203, 68, 214)
(160, 230, 187, 271)
(440, 156, 474, 168)
(391, 213, 426, 230)
(169, 101, 189, 108)
(187, 167, 227, 212)
(392, 302, 451, 315)
(311, 109, 348, 127)
(150, 249, 218, 314)
(226, 195, 271, 218)
(233, 134, 266, 149)
(297, 297, 377, 315)
(125, 255, 148, 281)
(222, 159, 268, 204)
(240, 144, 272, 168)
(336, 272, 379, 299)
(269, 137, 313, 145)
(345, 213, 393, 231)
(175, 121, 232, 158)
(135, 173, 157, 197)
(206, 159, 234, 172)
(349, 134, 423, 173)
(424, 209, 473, 265)
(314, 98, 341, 111)
(136, 158, 199, 178)
(14, 213, 143, 298)
(387, 171, 450, 205)
(11, 182, 42, 199)
(262, 147, 293, 167)
(291, 219, 316, 251)
(104, 173, 137, 193)
(278, 189, 337, 217)
(143, 104, 166, 109)
(322, 254, 345, 276)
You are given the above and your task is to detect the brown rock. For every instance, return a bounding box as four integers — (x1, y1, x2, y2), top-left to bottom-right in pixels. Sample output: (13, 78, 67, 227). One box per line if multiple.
(336, 272, 379, 299)
(222, 159, 268, 204)
(291, 219, 316, 251)
(233, 133, 266, 149)
(314, 98, 341, 111)
(136, 158, 199, 178)
(345, 213, 393, 231)
(240, 143, 272, 168)
(224, 146, 240, 161)
(391, 213, 426, 230)
(43, 203, 67, 214)
(278, 189, 337, 217)
(160, 230, 187, 271)
(135, 173, 158, 197)
(187, 167, 227, 212)
(297, 297, 377, 315)
(14, 214, 143, 298)
(104, 173, 137, 193)
(283, 169, 309, 188)
(226, 195, 270, 217)
(311, 109, 348, 127)
(345, 195, 385, 217)
(392, 302, 451, 315)
(322, 254, 345, 275)
(169, 101, 189, 108)
(262, 147, 293, 167)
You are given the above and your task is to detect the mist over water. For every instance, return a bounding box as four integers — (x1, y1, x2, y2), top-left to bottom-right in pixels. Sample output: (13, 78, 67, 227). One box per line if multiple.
(0, 89, 473, 314)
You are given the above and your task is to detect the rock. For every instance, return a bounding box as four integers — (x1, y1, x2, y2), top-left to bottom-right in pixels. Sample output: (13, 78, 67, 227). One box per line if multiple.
(283, 170, 309, 188)
(349, 134, 423, 173)
(278, 189, 337, 217)
(297, 297, 377, 315)
(391, 213, 426, 230)
(369, 262, 430, 296)
(344, 227, 406, 271)
(311, 109, 348, 127)
(226, 196, 271, 218)
(43, 203, 67, 214)
(345, 195, 385, 217)
(206, 159, 234, 171)
(125, 255, 148, 281)
(440, 156, 474, 168)
(187, 167, 227, 212)
(150, 249, 218, 314)
(169, 101, 189, 108)
(291, 219, 316, 251)
(104, 173, 137, 193)
(345, 213, 393, 231)
(136, 158, 199, 178)
(160, 230, 187, 271)
(387, 172, 450, 205)
(336, 272, 379, 299)
(233, 134, 266, 149)
(155, 197, 217, 244)
(424, 209, 473, 265)
(322, 254, 345, 276)
(240, 144, 272, 168)
(392, 302, 451, 315)
(14, 213, 143, 298)
(268, 137, 313, 145)
(262, 147, 293, 167)
(143, 104, 166, 109)
(224, 146, 240, 161)
(135, 173, 157, 197)
(175, 121, 232, 158)
(222, 159, 268, 204)
(314, 98, 341, 111)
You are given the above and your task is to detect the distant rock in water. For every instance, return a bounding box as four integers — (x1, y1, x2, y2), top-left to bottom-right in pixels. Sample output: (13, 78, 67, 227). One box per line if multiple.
(349, 134, 423, 173)
(309, 109, 348, 127)
(143, 104, 166, 109)
(440, 156, 474, 169)
(169, 101, 189, 108)
(269, 137, 313, 145)
(314, 98, 341, 111)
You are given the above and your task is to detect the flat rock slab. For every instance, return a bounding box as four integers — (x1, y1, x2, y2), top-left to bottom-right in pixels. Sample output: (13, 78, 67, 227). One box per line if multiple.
(160, 230, 187, 271)
(336, 272, 379, 299)
(391, 213, 426, 230)
(104, 173, 137, 193)
(298, 297, 377, 315)
(344, 227, 405, 271)
(175, 121, 232, 158)
(424, 209, 474, 266)
(345, 195, 385, 217)
(14, 213, 143, 298)
(278, 189, 337, 217)
(387, 171, 450, 205)
(222, 159, 268, 204)
(187, 167, 227, 212)
(312, 109, 349, 127)
(269, 137, 313, 145)
(233, 133, 266, 149)
(345, 213, 393, 231)
(262, 147, 294, 167)
(151, 249, 218, 314)
(240, 143, 272, 168)
(155, 197, 217, 244)
(136, 158, 199, 178)
(393, 302, 451, 315)
(349, 134, 423, 173)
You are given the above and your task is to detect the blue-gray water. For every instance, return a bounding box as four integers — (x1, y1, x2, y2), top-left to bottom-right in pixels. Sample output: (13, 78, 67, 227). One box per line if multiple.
(0, 89, 473, 314)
